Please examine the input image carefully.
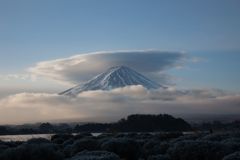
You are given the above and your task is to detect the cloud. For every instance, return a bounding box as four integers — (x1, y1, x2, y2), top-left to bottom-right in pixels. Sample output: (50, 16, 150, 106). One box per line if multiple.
(0, 85, 239, 124)
(0, 74, 32, 81)
(28, 50, 186, 85)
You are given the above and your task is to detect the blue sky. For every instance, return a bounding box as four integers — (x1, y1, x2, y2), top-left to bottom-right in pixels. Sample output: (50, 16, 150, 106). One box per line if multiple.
(1, 0, 240, 123)
(171, 51, 240, 92)
(0, 0, 240, 93)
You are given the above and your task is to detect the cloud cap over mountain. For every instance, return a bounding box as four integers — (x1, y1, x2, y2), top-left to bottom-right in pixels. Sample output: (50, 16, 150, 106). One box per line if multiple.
(29, 50, 186, 85)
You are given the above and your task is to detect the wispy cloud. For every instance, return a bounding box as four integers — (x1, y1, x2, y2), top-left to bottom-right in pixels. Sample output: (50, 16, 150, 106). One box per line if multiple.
(28, 50, 187, 85)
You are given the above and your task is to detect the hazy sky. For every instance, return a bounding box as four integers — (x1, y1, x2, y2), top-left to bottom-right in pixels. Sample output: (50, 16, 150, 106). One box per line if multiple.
(0, 0, 240, 92)
(0, 0, 240, 124)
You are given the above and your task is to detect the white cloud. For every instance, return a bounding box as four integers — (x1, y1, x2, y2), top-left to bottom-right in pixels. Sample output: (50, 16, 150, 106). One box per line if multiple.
(0, 86, 239, 124)
(28, 50, 186, 85)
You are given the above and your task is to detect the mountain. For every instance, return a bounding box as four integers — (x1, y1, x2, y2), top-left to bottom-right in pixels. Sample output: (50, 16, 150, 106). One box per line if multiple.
(59, 66, 164, 96)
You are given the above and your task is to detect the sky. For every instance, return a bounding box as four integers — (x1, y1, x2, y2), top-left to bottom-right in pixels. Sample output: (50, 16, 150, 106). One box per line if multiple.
(0, 0, 240, 124)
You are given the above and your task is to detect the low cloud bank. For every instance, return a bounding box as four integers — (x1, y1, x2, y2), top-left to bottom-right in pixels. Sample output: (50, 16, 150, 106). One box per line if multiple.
(0, 85, 239, 124)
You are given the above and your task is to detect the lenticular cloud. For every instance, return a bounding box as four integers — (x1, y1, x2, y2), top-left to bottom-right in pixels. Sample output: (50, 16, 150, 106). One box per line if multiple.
(28, 50, 186, 85)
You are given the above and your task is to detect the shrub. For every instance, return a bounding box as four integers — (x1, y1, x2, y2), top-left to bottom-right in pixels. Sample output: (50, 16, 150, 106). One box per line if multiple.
(223, 152, 240, 160)
(101, 138, 141, 160)
(67, 150, 120, 160)
(0, 141, 22, 148)
(96, 133, 114, 140)
(153, 132, 183, 141)
(26, 138, 51, 144)
(148, 154, 171, 160)
(71, 138, 100, 155)
(143, 140, 169, 157)
(63, 138, 74, 147)
(221, 138, 240, 153)
(74, 133, 92, 140)
(168, 140, 229, 160)
(170, 133, 203, 144)
(201, 133, 229, 141)
(0, 143, 64, 160)
(114, 132, 138, 139)
(63, 144, 74, 158)
(0, 144, 8, 152)
(51, 134, 74, 144)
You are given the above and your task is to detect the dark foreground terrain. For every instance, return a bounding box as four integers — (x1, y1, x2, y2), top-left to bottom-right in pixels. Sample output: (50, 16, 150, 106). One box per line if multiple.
(0, 114, 239, 160)
(0, 131, 240, 160)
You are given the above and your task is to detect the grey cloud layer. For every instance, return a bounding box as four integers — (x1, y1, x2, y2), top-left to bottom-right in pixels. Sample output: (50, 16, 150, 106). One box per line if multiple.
(0, 86, 239, 124)
(29, 50, 186, 85)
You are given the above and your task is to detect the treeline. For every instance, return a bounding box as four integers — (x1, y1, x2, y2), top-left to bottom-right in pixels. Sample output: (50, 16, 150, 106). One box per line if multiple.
(0, 114, 192, 135)
(1, 114, 240, 135)
(74, 114, 192, 132)
(193, 120, 240, 131)
(0, 123, 72, 135)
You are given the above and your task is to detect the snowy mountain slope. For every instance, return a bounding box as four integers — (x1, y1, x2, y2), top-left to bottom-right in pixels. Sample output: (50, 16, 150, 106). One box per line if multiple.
(59, 66, 164, 96)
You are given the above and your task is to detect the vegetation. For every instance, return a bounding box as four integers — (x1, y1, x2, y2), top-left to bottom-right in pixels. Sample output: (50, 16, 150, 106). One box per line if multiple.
(0, 114, 192, 135)
(0, 131, 239, 160)
(0, 114, 239, 159)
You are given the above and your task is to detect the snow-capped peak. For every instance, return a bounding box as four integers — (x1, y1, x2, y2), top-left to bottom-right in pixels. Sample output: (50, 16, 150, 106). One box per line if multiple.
(60, 65, 164, 96)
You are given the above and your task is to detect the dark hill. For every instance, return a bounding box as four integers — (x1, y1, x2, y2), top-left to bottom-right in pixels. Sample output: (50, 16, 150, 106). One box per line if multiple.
(74, 114, 192, 132)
